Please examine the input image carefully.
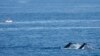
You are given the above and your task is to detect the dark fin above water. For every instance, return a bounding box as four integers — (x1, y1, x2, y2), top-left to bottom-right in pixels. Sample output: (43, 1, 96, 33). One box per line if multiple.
(64, 43, 72, 48)
(78, 43, 87, 49)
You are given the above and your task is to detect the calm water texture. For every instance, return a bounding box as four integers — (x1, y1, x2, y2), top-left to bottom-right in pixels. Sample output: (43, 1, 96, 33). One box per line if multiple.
(0, 13, 100, 56)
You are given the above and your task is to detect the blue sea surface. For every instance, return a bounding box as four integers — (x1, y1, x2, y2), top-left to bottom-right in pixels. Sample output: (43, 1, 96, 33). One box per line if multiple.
(0, 13, 100, 56)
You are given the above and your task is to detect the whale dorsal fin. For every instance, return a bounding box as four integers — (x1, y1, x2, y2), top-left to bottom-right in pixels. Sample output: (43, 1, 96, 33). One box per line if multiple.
(64, 43, 72, 48)
(78, 43, 86, 49)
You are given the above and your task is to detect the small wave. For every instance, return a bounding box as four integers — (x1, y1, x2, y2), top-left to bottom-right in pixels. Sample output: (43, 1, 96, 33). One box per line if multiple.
(0, 46, 61, 50)
(0, 27, 100, 31)
(0, 20, 100, 24)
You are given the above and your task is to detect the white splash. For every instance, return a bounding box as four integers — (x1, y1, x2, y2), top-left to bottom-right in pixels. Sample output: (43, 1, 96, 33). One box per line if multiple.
(5, 19, 13, 23)
(69, 43, 81, 49)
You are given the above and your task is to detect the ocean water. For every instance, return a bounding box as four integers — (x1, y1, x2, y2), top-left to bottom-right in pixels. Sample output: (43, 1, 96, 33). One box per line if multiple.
(0, 13, 100, 56)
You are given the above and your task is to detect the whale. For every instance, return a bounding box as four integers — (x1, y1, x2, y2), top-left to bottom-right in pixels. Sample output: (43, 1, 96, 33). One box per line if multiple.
(64, 43, 92, 50)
